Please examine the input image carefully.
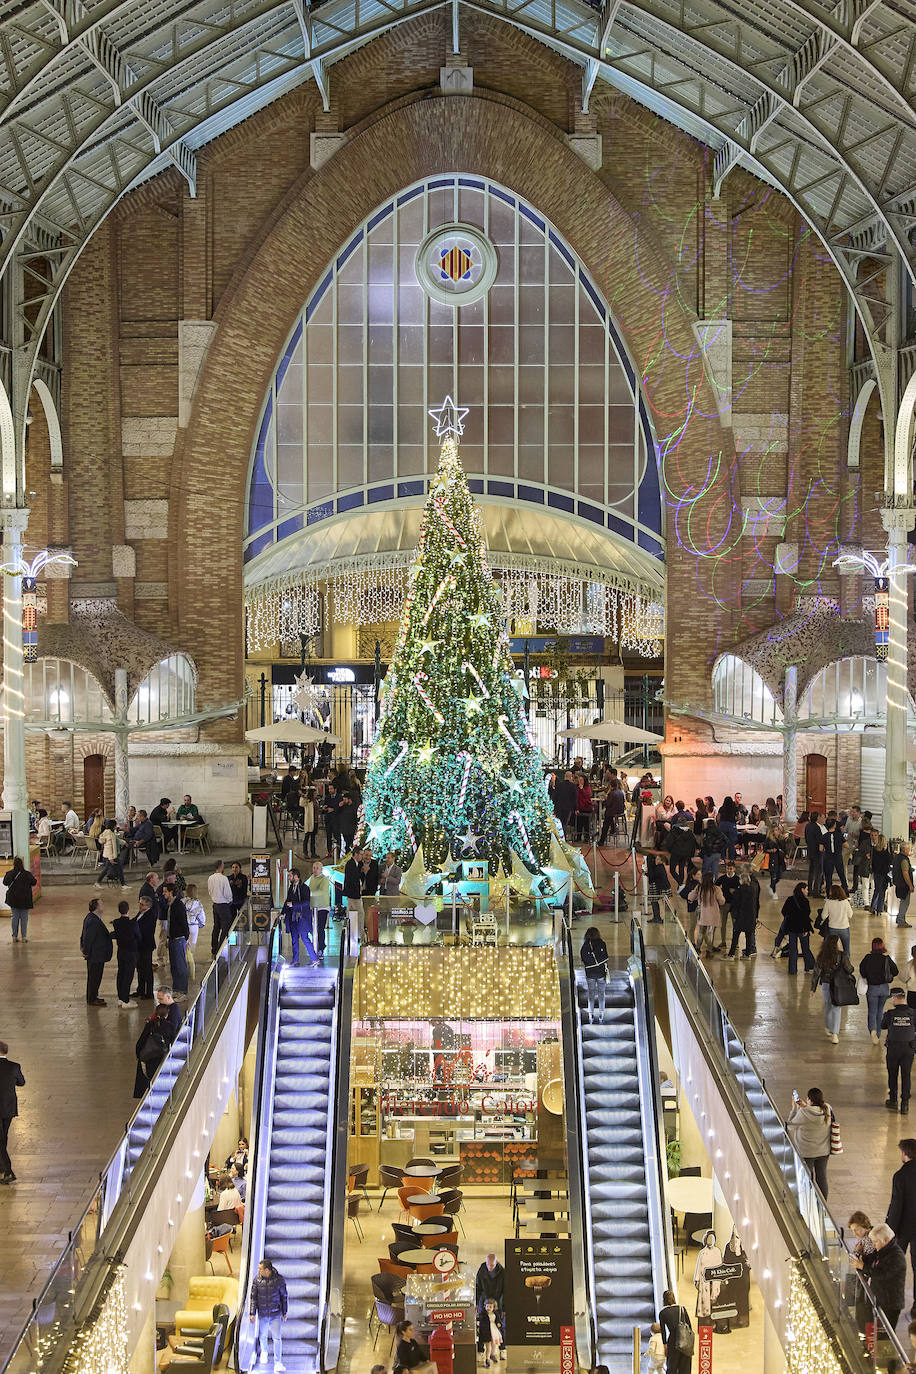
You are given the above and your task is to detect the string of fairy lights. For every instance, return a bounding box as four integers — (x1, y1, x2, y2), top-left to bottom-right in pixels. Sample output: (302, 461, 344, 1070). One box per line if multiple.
(245, 561, 663, 655)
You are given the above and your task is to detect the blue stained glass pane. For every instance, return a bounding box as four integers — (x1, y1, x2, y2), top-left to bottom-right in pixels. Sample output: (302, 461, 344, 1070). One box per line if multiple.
(278, 514, 303, 541)
(458, 177, 485, 189)
(517, 484, 544, 504)
(368, 204, 394, 231)
(468, 479, 485, 494)
(577, 501, 604, 526)
(638, 462, 663, 536)
(548, 491, 574, 513)
(247, 401, 274, 538)
(276, 320, 303, 389)
(549, 231, 574, 268)
(487, 480, 513, 497)
(520, 204, 545, 230)
(639, 533, 664, 558)
(305, 270, 332, 322)
(337, 491, 364, 512)
(337, 228, 363, 271)
(307, 502, 333, 525)
(398, 480, 425, 498)
(490, 187, 515, 207)
(608, 514, 632, 539)
(244, 530, 273, 563)
(369, 484, 395, 503)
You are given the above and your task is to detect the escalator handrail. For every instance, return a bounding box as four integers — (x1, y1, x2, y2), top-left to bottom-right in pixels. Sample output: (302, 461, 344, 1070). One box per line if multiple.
(628, 919, 674, 1309)
(234, 922, 284, 1373)
(558, 919, 598, 1369)
(319, 937, 352, 1371)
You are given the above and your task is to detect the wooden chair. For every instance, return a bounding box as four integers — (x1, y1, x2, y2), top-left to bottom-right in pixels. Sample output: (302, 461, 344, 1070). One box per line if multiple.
(378, 1164, 403, 1211)
(378, 1258, 412, 1279)
(207, 1233, 233, 1275)
(349, 1162, 370, 1207)
(348, 1193, 364, 1241)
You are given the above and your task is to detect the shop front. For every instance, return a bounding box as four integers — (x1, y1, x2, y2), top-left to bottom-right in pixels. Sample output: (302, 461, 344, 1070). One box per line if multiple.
(341, 947, 573, 1374)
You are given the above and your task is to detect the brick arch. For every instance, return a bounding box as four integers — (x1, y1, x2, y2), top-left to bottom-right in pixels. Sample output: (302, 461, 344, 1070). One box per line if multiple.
(171, 92, 731, 732)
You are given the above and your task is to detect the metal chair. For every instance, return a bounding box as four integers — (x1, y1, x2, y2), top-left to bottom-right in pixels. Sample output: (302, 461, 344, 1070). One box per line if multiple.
(372, 1299, 402, 1353)
(437, 1165, 462, 1188)
(71, 834, 95, 870)
(348, 1193, 364, 1241)
(378, 1163, 403, 1211)
(391, 1223, 416, 1242)
(441, 1193, 466, 1238)
(183, 823, 209, 854)
(371, 1273, 405, 1305)
(349, 1161, 371, 1206)
(406, 1156, 435, 1167)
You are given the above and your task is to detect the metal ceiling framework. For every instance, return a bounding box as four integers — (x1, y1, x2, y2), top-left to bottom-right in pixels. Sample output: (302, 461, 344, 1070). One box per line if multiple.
(0, 0, 914, 495)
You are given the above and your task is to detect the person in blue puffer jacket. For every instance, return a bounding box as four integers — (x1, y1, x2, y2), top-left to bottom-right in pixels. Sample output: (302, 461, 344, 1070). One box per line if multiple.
(249, 1259, 288, 1370)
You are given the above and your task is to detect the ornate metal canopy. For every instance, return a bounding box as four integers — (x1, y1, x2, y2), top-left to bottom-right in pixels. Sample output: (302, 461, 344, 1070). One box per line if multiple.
(0, 0, 914, 467)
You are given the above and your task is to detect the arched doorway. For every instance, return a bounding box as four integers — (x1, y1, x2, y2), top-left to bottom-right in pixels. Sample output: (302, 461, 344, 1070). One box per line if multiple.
(83, 754, 105, 815)
(804, 754, 827, 815)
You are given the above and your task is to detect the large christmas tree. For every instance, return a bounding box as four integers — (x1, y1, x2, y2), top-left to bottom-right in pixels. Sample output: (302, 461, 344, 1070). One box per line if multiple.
(359, 399, 554, 875)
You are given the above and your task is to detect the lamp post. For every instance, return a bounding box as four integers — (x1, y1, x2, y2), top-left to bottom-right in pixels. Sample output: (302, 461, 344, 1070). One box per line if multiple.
(833, 546, 916, 840)
(0, 544, 77, 855)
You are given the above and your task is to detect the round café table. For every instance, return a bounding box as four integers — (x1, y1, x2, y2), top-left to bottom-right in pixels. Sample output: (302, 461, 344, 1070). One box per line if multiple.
(406, 1192, 443, 1222)
(666, 1175, 714, 1214)
(402, 1163, 441, 1193)
(413, 1222, 450, 1236)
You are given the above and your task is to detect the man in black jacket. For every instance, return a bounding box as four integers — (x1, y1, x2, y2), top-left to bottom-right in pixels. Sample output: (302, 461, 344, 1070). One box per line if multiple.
(80, 898, 113, 1005)
(475, 1254, 505, 1308)
(111, 900, 139, 1009)
(135, 896, 157, 1000)
(887, 1138, 916, 1311)
(0, 1039, 25, 1183)
(552, 771, 578, 837)
(804, 812, 825, 897)
(343, 848, 366, 953)
(167, 890, 190, 996)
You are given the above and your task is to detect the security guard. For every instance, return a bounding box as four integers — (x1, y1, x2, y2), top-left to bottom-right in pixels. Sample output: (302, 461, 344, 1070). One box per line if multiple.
(882, 987, 916, 1114)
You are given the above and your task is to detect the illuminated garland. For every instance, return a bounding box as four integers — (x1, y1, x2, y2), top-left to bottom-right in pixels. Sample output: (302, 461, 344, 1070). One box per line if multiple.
(62, 1264, 129, 1374)
(785, 1259, 844, 1374)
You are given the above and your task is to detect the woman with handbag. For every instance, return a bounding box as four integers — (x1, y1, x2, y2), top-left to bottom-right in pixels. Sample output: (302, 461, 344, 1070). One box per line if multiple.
(787, 1086, 834, 1197)
(658, 1289, 693, 1373)
(810, 934, 856, 1043)
(822, 884, 853, 956)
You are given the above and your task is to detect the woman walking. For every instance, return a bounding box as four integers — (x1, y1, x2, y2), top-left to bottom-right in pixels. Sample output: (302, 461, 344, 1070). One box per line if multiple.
(872, 834, 892, 915)
(788, 1086, 833, 1198)
(822, 883, 853, 956)
(810, 934, 855, 1043)
(3, 856, 36, 942)
(777, 882, 815, 975)
(859, 937, 898, 1045)
(694, 872, 724, 958)
(581, 926, 609, 1025)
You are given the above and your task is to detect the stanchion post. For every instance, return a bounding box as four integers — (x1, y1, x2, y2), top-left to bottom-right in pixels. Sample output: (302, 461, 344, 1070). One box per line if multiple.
(642, 872, 649, 919)
(614, 870, 619, 920)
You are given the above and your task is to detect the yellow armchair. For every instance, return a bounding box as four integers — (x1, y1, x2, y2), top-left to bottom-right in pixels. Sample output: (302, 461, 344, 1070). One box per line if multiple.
(174, 1277, 239, 1332)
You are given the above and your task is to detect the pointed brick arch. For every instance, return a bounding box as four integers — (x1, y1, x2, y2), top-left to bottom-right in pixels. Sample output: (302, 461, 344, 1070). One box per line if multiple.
(170, 91, 731, 734)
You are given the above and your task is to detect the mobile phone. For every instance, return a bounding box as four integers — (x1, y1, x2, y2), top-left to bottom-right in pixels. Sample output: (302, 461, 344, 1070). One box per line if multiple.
(792, 1090, 800, 1101)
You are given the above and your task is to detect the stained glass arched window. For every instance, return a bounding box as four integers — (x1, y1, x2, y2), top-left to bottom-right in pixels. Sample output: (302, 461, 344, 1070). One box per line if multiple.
(246, 175, 663, 566)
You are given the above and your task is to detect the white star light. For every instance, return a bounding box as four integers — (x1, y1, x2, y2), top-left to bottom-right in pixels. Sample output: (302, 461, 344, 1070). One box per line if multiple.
(367, 821, 393, 843)
(417, 742, 436, 766)
(428, 395, 469, 438)
(464, 693, 483, 715)
(468, 612, 491, 630)
(291, 672, 325, 713)
(506, 778, 524, 794)
(457, 828, 480, 854)
(418, 639, 441, 657)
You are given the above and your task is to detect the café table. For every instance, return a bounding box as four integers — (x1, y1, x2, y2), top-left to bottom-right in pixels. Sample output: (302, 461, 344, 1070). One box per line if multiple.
(413, 1222, 450, 1236)
(406, 1192, 443, 1222)
(666, 1175, 714, 1214)
(175, 819, 199, 853)
(402, 1163, 440, 1193)
(393, 1247, 452, 1269)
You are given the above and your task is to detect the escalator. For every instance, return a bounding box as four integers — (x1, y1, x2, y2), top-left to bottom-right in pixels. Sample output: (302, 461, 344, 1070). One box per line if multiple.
(560, 920, 672, 1373)
(237, 942, 353, 1374)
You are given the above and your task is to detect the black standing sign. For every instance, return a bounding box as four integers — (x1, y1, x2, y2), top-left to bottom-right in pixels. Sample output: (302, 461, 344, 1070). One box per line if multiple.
(504, 1239, 573, 1346)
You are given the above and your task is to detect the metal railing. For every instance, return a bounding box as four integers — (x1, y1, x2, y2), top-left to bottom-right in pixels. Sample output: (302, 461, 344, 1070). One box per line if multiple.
(665, 926, 910, 1371)
(0, 917, 265, 1374)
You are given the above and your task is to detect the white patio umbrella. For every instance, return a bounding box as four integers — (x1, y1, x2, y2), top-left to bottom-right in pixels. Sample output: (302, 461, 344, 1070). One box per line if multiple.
(557, 721, 664, 744)
(245, 720, 342, 745)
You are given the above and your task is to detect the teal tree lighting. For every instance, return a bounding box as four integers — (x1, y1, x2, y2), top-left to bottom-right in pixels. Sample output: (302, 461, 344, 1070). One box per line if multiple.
(359, 398, 554, 874)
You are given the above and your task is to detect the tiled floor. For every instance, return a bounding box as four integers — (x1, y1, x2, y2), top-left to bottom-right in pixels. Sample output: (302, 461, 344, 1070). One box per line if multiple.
(2, 844, 910, 1370)
(0, 876, 206, 1362)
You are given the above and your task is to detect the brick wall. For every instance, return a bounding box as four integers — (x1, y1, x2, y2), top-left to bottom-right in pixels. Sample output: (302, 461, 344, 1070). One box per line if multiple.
(44, 21, 866, 790)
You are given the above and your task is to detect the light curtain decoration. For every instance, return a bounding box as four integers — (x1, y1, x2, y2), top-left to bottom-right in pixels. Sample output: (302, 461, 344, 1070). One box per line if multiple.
(246, 558, 663, 656)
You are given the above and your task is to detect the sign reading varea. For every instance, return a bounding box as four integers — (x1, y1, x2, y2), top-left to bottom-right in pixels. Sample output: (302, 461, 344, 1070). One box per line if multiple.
(504, 1240, 572, 1346)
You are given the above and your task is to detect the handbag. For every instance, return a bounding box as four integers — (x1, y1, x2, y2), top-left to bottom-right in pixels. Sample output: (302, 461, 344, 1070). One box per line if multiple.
(830, 1110, 843, 1154)
(675, 1308, 695, 1356)
(751, 850, 769, 872)
(830, 966, 859, 1007)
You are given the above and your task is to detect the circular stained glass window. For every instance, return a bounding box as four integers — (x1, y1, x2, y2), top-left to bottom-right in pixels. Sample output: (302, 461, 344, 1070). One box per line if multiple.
(415, 222, 498, 306)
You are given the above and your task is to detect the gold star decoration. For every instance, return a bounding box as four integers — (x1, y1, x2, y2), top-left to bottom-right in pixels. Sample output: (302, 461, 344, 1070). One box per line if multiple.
(464, 693, 483, 715)
(417, 742, 436, 766)
(418, 639, 441, 657)
(468, 612, 491, 630)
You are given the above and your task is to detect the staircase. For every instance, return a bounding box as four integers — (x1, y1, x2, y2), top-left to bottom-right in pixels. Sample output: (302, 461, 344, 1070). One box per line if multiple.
(579, 976, 656, 1370)
(259, 968, 337, 1371)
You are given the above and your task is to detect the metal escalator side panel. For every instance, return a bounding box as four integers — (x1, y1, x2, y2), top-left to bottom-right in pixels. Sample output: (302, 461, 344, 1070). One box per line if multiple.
(320, 948, 355, 1373)
(628, 922, 674, 1314)
(555, 927, 597, 1370)
(235, 950, 286, 1374)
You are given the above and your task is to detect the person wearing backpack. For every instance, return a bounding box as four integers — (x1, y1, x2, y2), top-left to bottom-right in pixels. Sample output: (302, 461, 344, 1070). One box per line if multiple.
(658, 1288, 693, 1371)
(860, 937, 899, 1045)
(80, 897, 113, 1006)
(810, 934, 856, 1043)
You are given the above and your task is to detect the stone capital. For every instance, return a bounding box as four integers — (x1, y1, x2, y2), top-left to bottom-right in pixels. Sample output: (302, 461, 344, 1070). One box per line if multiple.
(0, 506, 30, 537)
(880, 505, 916, 537)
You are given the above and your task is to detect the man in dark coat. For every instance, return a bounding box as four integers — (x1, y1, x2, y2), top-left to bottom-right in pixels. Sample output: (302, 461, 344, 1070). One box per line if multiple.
(167, 890, 190, 996)
(0, 1039, 25, 1183)
(804, 811, 825, 897)
(552, 771, 578, 836)
(111, 900, 139, 1009)
(475, 1254, 505, 1308)
(80, 898, 113, 1005)
(887, 1138, 916, 1311)
(857, 1223, 907, 1331)
(135, 896, 157, 1000)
